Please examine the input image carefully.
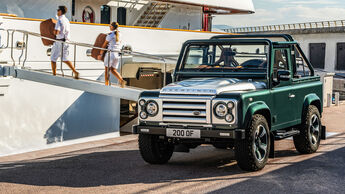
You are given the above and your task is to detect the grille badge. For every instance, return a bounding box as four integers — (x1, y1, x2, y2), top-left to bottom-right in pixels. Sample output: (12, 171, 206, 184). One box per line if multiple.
(193, 111, 201, 116)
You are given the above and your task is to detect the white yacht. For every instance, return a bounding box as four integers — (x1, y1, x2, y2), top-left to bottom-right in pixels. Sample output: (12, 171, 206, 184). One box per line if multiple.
(0, 0, 255, 156)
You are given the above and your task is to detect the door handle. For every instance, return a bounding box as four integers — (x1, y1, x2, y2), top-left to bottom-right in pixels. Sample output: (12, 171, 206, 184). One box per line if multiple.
(289, 94, 296, 98)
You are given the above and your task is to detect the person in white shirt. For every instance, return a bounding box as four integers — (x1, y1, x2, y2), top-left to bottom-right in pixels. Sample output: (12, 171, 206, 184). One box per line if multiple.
(98, 22, 126, 87)
(51, 6, 79, 79)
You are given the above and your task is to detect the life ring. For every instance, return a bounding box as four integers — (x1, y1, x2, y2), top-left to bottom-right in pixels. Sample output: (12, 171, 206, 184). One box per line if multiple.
(82, 6, 95, 23)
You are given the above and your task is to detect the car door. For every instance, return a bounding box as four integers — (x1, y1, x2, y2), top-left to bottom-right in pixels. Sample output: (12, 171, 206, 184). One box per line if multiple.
(291, 45, 322, 124)
(270, 48, 295, 129)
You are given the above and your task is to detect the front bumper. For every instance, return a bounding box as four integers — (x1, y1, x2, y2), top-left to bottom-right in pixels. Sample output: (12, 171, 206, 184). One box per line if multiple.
(132, 125, 245, 140)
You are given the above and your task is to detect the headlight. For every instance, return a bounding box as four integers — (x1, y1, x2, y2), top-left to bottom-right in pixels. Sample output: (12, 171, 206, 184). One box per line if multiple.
(140, 111, 148, 119)
(139, 99, 146, 106)
(214, 102, 228, 118)
(146, 101, 158, 116)
(227, 101, 235, 109)
(225, 114, 234, 123)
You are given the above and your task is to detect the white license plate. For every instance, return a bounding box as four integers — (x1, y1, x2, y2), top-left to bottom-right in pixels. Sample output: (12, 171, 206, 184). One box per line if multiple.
(166, 129, 201, 139)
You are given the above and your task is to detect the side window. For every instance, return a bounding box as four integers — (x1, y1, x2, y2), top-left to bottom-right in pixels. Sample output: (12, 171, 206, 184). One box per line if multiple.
(184, 48, 204, 68)
(100, 5, 111, 24)
(183, 46, 214, 69)
(292, 46, 311, 78)
(273, 49, 289, 81)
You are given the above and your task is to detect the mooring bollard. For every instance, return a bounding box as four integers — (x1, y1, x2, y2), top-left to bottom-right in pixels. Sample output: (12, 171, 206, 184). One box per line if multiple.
(335, 92, 340, 106)
(327, 93, 332, 107)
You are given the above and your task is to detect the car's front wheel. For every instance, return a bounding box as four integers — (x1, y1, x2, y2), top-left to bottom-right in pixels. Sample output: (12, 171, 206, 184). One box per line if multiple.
(235, 114, 271, 171)
(139, 134, 174, 164)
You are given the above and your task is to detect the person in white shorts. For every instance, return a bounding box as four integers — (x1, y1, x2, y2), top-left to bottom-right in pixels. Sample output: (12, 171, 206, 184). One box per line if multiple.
(98, 22, 125, 87)
(51, 5, 79, 79)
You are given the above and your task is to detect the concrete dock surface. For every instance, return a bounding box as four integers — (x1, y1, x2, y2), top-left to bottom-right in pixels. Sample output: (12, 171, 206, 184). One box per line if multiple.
(0, 105, 345, 193)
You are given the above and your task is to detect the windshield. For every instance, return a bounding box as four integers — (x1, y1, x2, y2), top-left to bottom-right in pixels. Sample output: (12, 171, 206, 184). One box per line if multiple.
(180, 43, 269, 76)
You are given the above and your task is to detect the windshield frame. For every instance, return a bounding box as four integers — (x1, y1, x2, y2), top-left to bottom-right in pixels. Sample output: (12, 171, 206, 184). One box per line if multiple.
(174, 39, 273, 83)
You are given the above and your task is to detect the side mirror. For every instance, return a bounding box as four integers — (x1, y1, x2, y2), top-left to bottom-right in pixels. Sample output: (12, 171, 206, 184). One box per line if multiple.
(277, 70, 290, 81)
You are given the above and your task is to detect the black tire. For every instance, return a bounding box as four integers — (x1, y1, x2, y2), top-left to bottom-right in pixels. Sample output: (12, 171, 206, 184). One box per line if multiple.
(293, 105, 321, 154)
(138, 134, 174, 164)
(235, 114, 270, 171)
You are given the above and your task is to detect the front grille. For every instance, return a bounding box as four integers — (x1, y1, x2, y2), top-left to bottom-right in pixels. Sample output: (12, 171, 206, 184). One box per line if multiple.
(162, 99, 209, 124)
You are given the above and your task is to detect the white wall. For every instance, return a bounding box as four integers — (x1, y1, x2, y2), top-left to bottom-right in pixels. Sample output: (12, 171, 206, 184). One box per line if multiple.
(293, 33, 345, 73)
(159, 6, 202, 30)
(73, 0, 109, 23)
(1, 16, 226, 58)
(73, 0, 146, 25)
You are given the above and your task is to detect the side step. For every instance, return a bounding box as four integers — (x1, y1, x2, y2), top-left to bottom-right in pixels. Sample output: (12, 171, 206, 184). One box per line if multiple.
(274, 129, 300, 140)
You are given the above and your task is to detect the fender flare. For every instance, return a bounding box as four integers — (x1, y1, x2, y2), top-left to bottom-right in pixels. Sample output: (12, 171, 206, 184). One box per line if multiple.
(302, 93, 322, 117)
(244, 101, 271, 129)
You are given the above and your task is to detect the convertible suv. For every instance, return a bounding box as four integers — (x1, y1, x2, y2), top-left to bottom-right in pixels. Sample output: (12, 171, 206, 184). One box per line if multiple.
(133, 34, 326, 171)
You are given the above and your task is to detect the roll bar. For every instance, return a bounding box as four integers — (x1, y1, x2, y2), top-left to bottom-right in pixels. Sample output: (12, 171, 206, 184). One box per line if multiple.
(211, 34, 294, 42)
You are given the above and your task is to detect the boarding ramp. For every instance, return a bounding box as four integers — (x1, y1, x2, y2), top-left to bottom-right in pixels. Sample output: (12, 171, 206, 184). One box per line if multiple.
(0, 66, 142, 101)
(0, 28, 177, 101)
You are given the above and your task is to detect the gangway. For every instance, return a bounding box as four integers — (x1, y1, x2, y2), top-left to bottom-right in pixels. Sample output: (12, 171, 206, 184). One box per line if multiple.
(0, 65, 143, 101)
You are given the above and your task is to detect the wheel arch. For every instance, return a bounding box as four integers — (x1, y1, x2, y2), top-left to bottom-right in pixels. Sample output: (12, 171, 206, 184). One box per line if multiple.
(302, 94, 322, 118)
(244, 102, 272, 130)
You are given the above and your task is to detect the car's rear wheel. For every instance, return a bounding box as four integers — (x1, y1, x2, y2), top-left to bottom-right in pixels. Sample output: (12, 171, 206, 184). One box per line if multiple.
(139, 134, 174, 164)
(235, 114, 270, 171)
(293, 105, 321, 154)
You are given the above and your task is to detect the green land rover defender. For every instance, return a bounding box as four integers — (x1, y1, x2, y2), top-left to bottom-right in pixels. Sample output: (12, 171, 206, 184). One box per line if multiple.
(132, 34, 326, 171)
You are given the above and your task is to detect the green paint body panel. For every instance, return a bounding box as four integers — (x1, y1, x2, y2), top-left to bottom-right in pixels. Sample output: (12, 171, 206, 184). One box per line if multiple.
(236, 77, 322, 132)
(140, 36, 324, 133)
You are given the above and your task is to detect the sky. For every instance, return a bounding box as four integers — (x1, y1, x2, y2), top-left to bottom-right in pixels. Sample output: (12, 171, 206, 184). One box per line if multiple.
(213, 0, 345, 28)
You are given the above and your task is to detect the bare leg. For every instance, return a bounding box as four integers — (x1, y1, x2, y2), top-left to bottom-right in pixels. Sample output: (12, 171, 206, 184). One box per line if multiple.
(104, 67, 110, 86)
(51, 61, 57, 76)
(63, 61, 79, 78)
(110, 67, 126, 87)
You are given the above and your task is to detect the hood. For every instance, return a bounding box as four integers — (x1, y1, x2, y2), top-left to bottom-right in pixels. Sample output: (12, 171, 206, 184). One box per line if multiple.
(160, 78, 267, 95)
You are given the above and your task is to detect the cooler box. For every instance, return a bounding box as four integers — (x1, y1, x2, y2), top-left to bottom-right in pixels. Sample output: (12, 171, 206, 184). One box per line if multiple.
(40, 19, 57, 46)
(91, 33, 107, 61)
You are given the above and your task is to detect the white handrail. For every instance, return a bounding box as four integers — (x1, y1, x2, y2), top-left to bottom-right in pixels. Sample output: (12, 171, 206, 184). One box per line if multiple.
(5, 28, 177, 63)
(2, 28, 177, 86)
(0, 28, 10, 48)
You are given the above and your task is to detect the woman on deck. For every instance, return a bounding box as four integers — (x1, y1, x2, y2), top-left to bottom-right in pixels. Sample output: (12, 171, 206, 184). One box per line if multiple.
(98, 22, 126, 87)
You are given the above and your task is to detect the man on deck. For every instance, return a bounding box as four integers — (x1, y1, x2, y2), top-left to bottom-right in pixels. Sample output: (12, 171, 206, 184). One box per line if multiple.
(51, 5, 79, 79)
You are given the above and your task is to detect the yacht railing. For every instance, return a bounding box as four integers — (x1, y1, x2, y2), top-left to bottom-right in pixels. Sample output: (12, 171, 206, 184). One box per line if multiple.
(0, 28, 10, 49)
(224, 20, 345, 33)
(0, 28, 177, 86)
